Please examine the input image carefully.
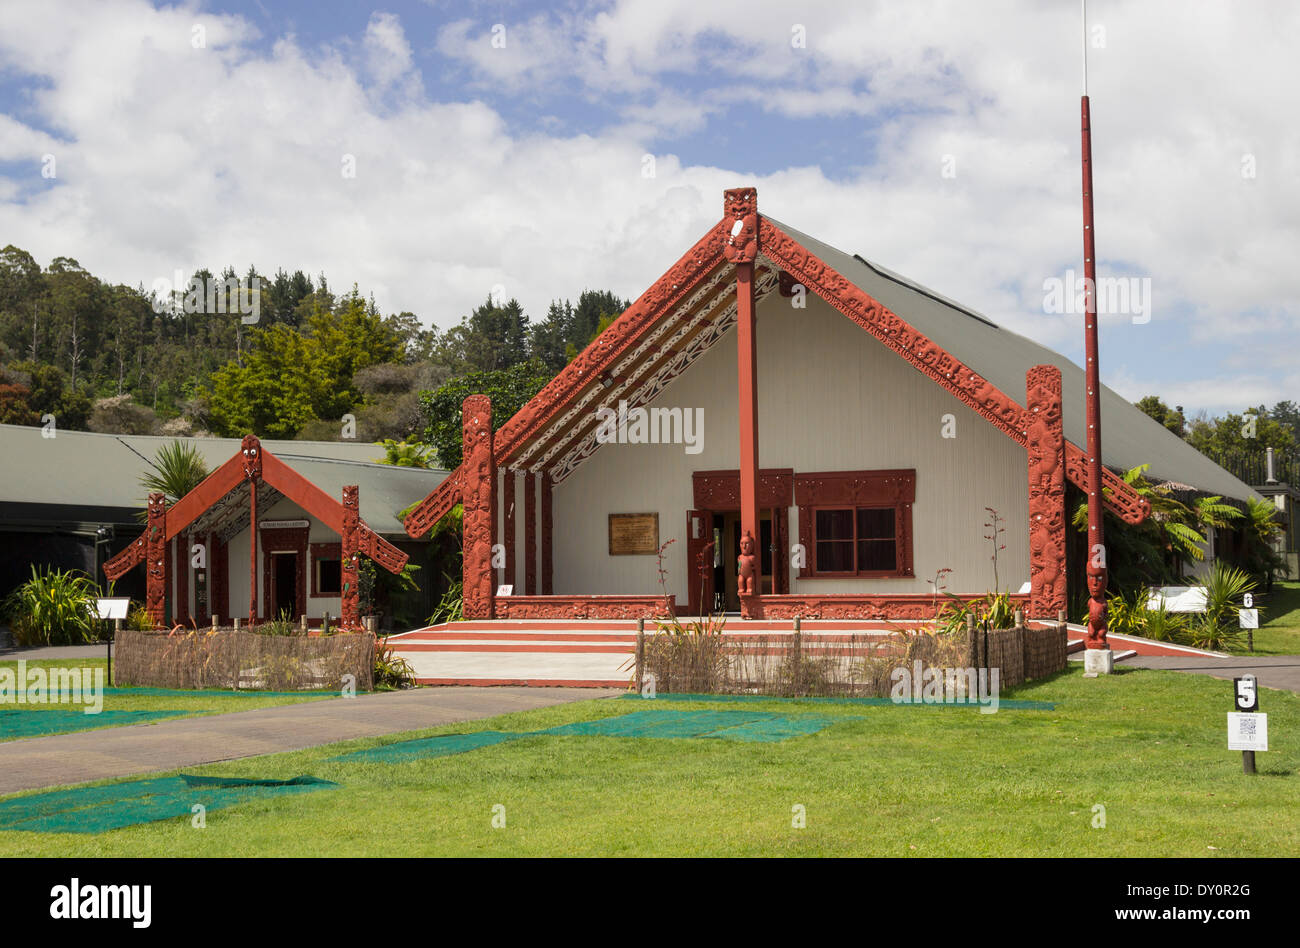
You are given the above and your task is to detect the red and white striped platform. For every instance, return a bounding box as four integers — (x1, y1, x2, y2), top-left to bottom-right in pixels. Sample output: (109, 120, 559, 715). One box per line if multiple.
(385, 618, 912, 687)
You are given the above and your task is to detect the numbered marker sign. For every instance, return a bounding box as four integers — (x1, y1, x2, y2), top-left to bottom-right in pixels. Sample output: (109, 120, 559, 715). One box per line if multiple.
(1227, 712, 1268, 751)
(1239, 608, 1258, 629)
(1235, 676, 1258, 711)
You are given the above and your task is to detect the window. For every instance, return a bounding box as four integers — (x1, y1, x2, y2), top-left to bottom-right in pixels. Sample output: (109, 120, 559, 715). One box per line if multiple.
(813, 507, 898, 574)
(796, 470, 914, 578)
(316, 558, 342, 595)
(310, 542, 343, 597)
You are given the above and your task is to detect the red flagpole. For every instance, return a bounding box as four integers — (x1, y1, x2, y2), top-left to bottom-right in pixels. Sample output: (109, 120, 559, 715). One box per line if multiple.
(1080, 4, 1108, 650)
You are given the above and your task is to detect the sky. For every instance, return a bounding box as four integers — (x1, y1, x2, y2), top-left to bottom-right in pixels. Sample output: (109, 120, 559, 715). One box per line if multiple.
(0, 0, 1296, 417)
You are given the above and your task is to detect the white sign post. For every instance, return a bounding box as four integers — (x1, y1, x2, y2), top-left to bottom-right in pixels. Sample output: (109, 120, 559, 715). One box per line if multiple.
(1230, 675, 1266, 774)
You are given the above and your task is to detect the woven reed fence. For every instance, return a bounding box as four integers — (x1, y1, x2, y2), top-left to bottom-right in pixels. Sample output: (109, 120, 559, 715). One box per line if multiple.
(114, 629, 374, 691)
(636, 613, 1068, 697)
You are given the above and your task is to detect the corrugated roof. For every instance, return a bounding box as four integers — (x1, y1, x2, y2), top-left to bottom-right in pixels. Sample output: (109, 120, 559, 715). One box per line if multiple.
(0, 424, 447, 535)
(765, 217, 1261, 503)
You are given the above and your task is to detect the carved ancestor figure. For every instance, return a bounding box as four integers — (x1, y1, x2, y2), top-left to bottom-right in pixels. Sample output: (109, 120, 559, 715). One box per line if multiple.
(1087, 567, 1108, 646)
(737, 530, 758, 596)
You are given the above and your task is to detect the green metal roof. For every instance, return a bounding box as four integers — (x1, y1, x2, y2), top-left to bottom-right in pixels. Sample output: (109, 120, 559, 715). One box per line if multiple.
(0, 425, 447, 536)
(766, 217, 1261, 504)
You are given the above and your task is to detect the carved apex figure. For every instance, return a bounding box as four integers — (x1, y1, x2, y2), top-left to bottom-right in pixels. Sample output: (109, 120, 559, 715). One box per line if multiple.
(240, 434, 262, 480)
(737, 530, 758, 596)
(723, 187, 758, 264)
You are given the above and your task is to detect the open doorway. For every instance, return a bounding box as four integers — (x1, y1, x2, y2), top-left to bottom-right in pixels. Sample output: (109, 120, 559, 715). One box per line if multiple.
(270, 551, 298, 621)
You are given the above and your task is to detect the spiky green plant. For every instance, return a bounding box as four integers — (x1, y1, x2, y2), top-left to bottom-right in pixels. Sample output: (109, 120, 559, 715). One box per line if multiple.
(3, 566, 101, 646)
(1187, 561, 1256, 652)
(135, 440, 210, 522)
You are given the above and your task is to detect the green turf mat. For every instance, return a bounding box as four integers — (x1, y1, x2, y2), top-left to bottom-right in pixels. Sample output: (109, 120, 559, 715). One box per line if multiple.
(0, 708, 190, 739)
(544, 709, 835, 741)
(618, 692, 1056, 710)
(330, 709, 841, 765)
(0, 774, 337, 834)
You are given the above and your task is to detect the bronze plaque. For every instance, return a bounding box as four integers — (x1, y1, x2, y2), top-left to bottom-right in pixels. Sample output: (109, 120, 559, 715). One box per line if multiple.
(608, 513, 659, 555)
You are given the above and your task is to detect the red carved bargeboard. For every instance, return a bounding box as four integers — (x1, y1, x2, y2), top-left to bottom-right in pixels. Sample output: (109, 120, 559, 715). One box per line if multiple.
(495, 595, 676, 620)
(1026, 366, 1067, 618)
(461, 395, 495, 620)
(746, 593, 1030, 621)
(692, 469, 793, 510)
(1064, 442, 1150, 525)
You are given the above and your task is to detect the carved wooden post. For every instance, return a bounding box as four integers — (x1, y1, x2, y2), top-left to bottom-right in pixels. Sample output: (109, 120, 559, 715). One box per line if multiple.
(145, 492, 167, 628)
(541, 472, 554, 595)
(503, 469, 516, 590)
(240, 436, 262, 627)
(1026, 366, 1066, 619)
(726, 187, 762, 618)
(524, 471, 538, 596)
(462, 395, 496, 619)
(341, 484, 361, 632)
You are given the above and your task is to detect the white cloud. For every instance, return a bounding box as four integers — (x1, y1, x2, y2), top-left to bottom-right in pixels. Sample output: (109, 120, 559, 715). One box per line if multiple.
(0, 0, 1295, 418)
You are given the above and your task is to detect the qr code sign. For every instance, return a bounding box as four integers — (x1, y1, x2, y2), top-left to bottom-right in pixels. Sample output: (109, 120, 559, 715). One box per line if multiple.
(1228, 712, 1268, 751)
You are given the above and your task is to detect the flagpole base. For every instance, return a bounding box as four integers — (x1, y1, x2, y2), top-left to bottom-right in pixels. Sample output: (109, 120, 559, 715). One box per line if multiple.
(1082, 647, 1114, 678)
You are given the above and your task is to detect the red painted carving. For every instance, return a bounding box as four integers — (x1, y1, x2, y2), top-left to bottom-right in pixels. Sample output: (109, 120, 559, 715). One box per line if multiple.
(240, 434, 262, 479)
(145, 492, 167, 627)
(103, 533, 146, 582)
(748, 593, 1030, 621)
(692, 469, 793, 510)
(403, 466, 463, 538)
(723, 187, 758, 264)
(490, 221, 728, 467)
(541, 472, 554, 595)
(1026, 366, 1067, 618)
(1063, 442, 1150, 525)
(524, 471, 538, 596)
(340, 485, 361, 631)
(737, 531, 758, 596)
(495, 595, 675, 620)
(462, 395, 496, 620)
(503, 470, 516, 590)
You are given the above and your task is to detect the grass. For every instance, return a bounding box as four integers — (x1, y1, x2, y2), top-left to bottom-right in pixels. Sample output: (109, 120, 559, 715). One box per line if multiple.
(0, 665, 1296, 857)
(1250, 581, 1300, 654)
(0, 658, 337, 741)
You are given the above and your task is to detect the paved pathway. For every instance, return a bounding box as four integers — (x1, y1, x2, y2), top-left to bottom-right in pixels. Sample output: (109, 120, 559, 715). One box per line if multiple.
(0, 644, 108, 661)
(1123, 654, 1300, 694)
(0, 686, 617, 795)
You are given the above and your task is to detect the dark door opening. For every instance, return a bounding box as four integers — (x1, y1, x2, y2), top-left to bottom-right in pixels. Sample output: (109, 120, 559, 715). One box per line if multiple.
(271, 552, 298, 621)
(716, 511, 777, 612)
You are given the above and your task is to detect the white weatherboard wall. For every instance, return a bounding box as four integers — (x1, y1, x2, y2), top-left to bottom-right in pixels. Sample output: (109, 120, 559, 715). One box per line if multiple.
(552, 291, 1030, 605)
(224, 498, 342, 621)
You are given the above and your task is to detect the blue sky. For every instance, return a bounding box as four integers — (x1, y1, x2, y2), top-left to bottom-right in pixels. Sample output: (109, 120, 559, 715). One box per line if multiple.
(1, 0, 1297, 418)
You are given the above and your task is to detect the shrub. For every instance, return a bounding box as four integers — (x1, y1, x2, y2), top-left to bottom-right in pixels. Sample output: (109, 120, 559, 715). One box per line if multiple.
(1187, 562, 1256, 652)
(374, 640, 415, 689)
(4, 566, 100, 646)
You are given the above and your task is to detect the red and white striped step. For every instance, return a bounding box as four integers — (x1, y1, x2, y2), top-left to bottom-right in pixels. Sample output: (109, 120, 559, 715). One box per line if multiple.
(385, 618, 912, 687)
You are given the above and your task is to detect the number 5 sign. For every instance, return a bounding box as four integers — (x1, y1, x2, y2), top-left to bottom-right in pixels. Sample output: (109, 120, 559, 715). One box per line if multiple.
(1235, 675, 1258, 711)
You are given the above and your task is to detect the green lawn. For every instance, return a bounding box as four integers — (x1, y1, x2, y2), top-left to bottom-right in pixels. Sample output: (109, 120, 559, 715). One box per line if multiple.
(0, 658, 337, 741)
(1251, 581, 1300, 654)
(0, 665, 1295, 857)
